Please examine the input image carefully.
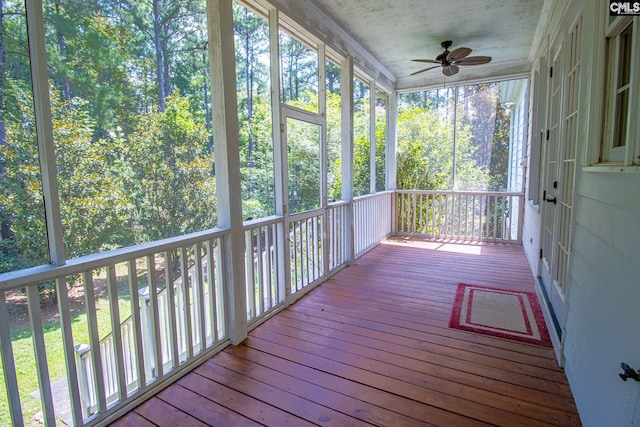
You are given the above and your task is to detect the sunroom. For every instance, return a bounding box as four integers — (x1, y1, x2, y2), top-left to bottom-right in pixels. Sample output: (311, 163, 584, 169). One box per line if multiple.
(1, 0, 639, 426)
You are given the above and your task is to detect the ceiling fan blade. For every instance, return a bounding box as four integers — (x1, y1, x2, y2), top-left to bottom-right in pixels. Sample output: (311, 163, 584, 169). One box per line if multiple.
(442, 64, 459, 77)
(456, 56, 492, 66)
(411, 65, 440, 76)
(411, 59, 440, 64)
(447, 47, 472, 62)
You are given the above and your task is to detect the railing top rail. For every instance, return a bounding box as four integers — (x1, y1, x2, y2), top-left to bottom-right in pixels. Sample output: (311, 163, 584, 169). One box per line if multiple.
(327, 200, 350, 208)
(288, 208, 324, 222)
(0, 227, 231, 292)
(395, 189, 525, 197)
(353, 191, 394, 202)
(243, 215, 283, 231)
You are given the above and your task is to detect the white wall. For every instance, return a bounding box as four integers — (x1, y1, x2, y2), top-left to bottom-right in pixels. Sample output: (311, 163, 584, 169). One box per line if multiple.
(528, 1, 640, 425)
(565, 172, 640, 426)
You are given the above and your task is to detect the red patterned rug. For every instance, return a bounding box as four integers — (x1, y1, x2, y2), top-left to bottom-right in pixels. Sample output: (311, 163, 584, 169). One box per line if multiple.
(449, 283, 551, 347)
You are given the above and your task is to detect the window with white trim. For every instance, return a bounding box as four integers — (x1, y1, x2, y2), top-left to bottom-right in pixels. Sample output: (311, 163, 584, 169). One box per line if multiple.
(601, 17, 638, 165)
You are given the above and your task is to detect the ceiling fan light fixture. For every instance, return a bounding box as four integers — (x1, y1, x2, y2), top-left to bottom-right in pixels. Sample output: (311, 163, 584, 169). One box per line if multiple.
(411, 40, 492, 77)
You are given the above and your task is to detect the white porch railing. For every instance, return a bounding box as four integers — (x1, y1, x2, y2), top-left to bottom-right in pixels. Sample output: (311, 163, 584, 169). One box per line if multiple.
(288, 211, 325, 295)
(0, 189, 522, 427)
(396, 190, 524, 243)
(354, 191, 394, 256)
(327, 201, 350, 270)
(0, 229, 228, 427)
(244, 216, 284, 326)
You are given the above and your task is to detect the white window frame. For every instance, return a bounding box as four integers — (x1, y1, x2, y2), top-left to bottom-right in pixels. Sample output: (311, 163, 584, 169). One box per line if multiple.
(601, 16, 640, 166)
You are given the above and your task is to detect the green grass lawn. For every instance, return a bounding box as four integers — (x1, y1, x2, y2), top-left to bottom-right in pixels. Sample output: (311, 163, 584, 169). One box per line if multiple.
(0, 291, 133, 426)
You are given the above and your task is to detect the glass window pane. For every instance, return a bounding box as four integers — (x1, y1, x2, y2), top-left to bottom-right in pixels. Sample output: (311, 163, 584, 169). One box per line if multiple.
(618, 24, 633, 88)
(353, 77, 370, 196)
(42, 0, 215, 257)
(287, 118, 320, 214)
(0, 1, 49, 272)
(279, 30, 318, 112)
(234, 3, 274, 219)
(613, 88, 629, 148)
(326, 59, 342, 202)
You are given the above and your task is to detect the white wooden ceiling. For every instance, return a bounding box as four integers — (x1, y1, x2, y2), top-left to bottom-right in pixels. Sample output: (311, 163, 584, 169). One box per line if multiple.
(307, 0, 547, 89)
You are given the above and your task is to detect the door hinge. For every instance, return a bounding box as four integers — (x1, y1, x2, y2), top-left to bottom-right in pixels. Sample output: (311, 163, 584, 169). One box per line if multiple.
(280, 123, 285, 132)
(549, 66, 553, 78)
(546, 129, 550, 140)
(540, 249, 543, 259)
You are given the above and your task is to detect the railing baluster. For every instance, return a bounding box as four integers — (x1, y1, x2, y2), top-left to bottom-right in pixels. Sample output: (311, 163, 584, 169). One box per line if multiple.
(304, 218, 310, 285)
(0, 291, 23, 426)
(84, 271, 107, 413)
(245, 230, 256, 320)
(256, 228, 265, 316)
(146, 255, 163, 379)
(106, 265, 127, 403)
(194, 243, 207, 352)
(162, 251, 178, 369)
(292, 222, 298, 292)
(54, 276, 84, 425)
(316, 216, 322, 278)
(310, 217, 316, 281)
(206, 240, 218, 343)
(493, 195, 499, 241)
(265, 225, 273, 310)
(179, 247, 193, 360)
(127, 260, 146, 391)
(456, 193, 462, 239)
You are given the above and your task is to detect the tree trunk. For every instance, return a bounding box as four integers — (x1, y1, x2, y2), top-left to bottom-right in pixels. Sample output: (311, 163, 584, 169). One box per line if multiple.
(55, 1, 72, 107)
(161, 33, 170, 99)
(202, 48, 212, 154)
(153, 0, 166, 111)
(244, 9, 254, 169)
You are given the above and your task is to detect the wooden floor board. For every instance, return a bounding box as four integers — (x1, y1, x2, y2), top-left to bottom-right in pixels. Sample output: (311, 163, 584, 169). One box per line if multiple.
(113, 238, 581, 426)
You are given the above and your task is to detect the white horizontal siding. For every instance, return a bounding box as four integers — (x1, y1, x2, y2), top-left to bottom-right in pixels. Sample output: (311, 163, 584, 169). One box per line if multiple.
(565, 174, 640, 426)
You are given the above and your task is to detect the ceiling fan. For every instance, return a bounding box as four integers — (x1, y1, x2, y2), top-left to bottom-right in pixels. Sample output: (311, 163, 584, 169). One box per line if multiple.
(411, 40, 492, 77)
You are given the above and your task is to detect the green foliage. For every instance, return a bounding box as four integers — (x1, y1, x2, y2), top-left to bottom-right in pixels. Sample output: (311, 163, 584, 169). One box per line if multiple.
(286, 112, 321, 214)
(375, 102, 387, 192)
(124, 93, 216, 243)
(0, 88, 131, 272)
(353, 87, 370, 196)
(396, 107, 453, 190)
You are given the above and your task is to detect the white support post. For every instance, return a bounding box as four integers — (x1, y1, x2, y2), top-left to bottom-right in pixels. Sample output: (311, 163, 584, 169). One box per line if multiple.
(341, 56, 355, 264)
(369, 79, 376, 194)
(269, 7, 288, 304)
(388, 91, 398, 233)
(25, 0, 65, 265)
(319, 44, 330, 277)
(207, 0, 247, 344)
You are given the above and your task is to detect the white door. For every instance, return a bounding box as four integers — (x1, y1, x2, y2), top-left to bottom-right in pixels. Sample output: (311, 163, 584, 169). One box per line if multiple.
(540, 18, 581, 363)
(281, 106, 327, 301)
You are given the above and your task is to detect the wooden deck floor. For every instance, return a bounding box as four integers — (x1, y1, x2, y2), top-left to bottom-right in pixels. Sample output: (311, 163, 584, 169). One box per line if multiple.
(113, 238, 581, 426)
